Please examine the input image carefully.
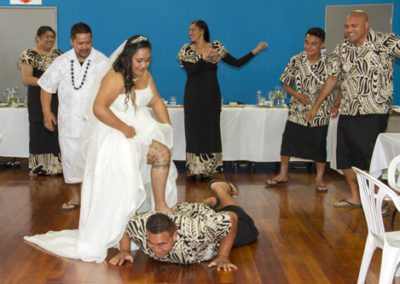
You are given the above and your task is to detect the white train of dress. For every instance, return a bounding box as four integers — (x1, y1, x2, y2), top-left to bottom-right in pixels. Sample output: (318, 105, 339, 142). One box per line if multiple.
(24, 86, 178, 263)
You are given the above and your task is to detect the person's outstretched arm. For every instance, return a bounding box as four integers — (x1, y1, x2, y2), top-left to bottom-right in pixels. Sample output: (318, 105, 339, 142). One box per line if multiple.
(109, 233, 134, 265)
(208, 211, 238, 272)
(221, 42, 267, 67)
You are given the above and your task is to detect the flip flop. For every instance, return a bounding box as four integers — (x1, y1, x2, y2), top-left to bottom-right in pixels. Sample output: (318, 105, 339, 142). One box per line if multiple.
(60, 202, 80, 212)
(265, 179, 287, 186)
(208, 179, 239, 197)
(333, 199, 362, 208)
(315, 185, 328, 192)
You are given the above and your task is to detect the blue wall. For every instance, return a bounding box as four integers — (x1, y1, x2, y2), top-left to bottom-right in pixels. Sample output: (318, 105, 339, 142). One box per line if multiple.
(2, 0, 399, 104)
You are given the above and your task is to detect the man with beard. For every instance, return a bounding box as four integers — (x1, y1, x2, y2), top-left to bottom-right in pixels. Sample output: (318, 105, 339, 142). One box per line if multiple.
(306, 10, 400, 208)
(39, 22, 109, 211)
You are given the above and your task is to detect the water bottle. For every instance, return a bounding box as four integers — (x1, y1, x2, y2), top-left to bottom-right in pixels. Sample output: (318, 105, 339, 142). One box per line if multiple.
(256, 89, 263, 106)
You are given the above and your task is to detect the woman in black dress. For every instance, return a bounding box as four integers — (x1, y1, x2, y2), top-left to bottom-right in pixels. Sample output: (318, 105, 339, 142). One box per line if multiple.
(178, 19, 266, 180)
(19, 26, 62, 176)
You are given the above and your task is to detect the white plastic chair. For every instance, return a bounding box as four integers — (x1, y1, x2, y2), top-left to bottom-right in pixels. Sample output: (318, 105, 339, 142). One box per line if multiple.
(353, 167, 400, 284)
(388, 154, 400, 192)
(388, 154, 400, 228)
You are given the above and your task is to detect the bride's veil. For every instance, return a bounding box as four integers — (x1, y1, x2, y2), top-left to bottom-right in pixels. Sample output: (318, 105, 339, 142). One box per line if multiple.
(73, 40, 128, 178)
(84, 40, 127, 122)
(109, 40, 127, 64)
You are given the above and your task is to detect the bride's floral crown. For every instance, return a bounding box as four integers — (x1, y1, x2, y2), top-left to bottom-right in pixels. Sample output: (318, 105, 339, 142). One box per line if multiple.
(130, 36, 148, 44)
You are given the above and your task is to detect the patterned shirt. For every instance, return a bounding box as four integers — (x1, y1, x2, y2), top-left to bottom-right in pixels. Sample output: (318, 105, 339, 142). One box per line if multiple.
(18, 49, 62, 71)
(280, 50, 335, 127)
(126, 202, 232, 264)
(328, 29, 400, 115)
(178, 41, 228, 65)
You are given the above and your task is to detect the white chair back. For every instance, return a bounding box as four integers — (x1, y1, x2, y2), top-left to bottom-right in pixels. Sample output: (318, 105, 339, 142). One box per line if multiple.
(353, 167, 400, 284)
(388, 154, 400, 192)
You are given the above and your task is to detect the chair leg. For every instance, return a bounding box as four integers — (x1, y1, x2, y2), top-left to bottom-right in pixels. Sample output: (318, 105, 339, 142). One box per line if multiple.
(357, 235, 377, 284)
(396, 265, 400, 277)
(379, 247, 400, 284)
(391, 210, 397, 230)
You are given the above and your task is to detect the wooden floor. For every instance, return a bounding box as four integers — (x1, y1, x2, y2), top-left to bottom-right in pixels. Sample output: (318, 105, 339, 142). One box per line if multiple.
(0, 160, 395, 283)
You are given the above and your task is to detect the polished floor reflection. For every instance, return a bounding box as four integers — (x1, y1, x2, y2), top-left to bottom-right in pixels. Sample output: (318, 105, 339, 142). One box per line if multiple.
(0, 161, 393, 283)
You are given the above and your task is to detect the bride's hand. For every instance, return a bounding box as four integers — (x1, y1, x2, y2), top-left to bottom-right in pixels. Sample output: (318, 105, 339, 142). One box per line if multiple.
(109, 250, 134, 265)
(123, 125, 136, 138)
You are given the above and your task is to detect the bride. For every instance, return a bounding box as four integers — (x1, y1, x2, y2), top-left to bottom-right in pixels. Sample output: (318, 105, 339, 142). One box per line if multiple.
(24, 35, 178, 263)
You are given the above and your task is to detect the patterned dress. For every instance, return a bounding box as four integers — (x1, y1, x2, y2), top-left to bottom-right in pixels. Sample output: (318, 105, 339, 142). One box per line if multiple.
(19, 49, 63, 175)
(127, 202, 231, 264)
(279, 50, 335, 161)
(178, 41, 254, 176)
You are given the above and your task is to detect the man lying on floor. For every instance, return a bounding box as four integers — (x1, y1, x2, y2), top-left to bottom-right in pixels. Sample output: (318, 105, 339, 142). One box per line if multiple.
(109, 179, 258, 271)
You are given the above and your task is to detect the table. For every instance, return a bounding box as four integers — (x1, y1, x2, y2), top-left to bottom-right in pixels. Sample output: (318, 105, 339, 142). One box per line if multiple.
(0, 106, 335, 162)
(0, 107, 29, 158)
(325, 111, 400, 174)
(169, 105, 336, 162)
(369, 133, 400, 178)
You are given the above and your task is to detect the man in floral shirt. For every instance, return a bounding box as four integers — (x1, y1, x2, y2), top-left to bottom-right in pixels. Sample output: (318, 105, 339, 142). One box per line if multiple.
(266, 27, 335, 192)
(109, 180, 258, 272)
(307, 10, 400, 208)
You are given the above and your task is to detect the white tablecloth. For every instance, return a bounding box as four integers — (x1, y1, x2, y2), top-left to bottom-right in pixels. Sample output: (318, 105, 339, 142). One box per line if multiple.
(0, 107, 29, 158)
(369, 133, 400, 178)
(0, 106, 336, 162)
(169, 105, 336, 162)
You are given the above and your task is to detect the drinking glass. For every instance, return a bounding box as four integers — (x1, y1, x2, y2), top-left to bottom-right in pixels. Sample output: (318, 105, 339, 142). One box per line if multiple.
(3, 88, 10, 103)
(267, 91, 274, 107)
(169, 96, 177, 105)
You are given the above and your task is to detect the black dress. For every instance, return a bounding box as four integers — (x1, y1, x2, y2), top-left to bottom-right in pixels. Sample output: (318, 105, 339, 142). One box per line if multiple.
(178, 41, 254, 175)
(19, 49, 63, 175)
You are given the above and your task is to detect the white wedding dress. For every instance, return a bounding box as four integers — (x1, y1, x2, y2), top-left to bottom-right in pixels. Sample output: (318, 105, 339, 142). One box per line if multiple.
(24, 86, 178, 263)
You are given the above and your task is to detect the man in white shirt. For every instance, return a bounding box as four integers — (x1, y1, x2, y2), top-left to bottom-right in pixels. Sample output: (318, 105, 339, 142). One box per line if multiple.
(39, 22, 109, 210)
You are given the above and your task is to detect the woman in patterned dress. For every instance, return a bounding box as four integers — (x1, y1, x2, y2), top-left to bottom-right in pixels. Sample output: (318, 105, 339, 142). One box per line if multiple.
(266, 27, 336, 191)
(19, 26, 62, 176)
(178, 19, 267, 180)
